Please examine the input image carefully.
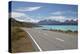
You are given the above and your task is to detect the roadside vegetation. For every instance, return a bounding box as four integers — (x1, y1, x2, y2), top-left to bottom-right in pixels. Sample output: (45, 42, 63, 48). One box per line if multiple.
(49, 29, 78, 34)
(10, 18, 35, 53)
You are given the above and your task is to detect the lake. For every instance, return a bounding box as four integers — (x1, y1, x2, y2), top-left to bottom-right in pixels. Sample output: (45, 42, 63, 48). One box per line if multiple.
(33, 25, 78, 31)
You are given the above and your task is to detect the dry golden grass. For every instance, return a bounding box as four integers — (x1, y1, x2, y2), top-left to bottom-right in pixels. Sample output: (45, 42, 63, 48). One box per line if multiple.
(11, 27, 35, 53)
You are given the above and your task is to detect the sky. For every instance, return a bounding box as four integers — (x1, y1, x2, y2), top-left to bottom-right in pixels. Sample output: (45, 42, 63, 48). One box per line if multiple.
(9, 1, 78, 23)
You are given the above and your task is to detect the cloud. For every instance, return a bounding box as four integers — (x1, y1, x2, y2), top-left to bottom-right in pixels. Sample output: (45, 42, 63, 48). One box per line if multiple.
(11, 12, 26, 18)
(51, 11, 77, 16)
(72, 18, 78, 21)
(11, 11, 77, 23)
(15, 6, 42, 11)
(11, 12, 40, 23)
(51, 11, 63, 15)
(48, 16, 64, 19)
(47, 16, 65, 22)
(49, 11, 77, 21)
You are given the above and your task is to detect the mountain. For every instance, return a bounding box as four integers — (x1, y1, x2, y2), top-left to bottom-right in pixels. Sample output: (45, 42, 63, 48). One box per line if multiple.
(9, 18, 39, 27)
(38, 19, 78, 25)
(9, 18, 78, 26)
(63, 19, 78, 25)
(38, 19, 61, 25)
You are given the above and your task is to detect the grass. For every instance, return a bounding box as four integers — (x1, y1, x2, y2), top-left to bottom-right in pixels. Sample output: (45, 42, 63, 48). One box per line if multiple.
(11, 26, 35, 53)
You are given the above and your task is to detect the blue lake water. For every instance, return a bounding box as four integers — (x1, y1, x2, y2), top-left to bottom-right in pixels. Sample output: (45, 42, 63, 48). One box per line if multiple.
(33, 25, 78, 31)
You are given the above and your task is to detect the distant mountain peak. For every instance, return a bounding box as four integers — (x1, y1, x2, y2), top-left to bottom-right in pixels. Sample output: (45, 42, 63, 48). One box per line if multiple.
(38, 19, 78, 25)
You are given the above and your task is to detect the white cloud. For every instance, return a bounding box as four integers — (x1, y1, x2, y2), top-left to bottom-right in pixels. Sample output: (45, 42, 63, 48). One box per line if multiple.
(48, 11, 77, 21)
(51, 11, 77, 16)
(51, 11, 63, 15)
(11, 12, 26, 18)
(47, 16, 65, 22)
(48, 16, 64, 19)
(11, 12, 77, 23)
(15, 6, 41, 11)
(11, 12, 40, 23)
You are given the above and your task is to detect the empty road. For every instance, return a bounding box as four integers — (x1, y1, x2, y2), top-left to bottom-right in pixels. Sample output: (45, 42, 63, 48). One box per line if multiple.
(22, 28, 78, 51)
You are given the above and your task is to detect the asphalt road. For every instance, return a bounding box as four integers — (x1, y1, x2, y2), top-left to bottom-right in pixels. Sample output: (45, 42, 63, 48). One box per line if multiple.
(22, 28, 78, 51)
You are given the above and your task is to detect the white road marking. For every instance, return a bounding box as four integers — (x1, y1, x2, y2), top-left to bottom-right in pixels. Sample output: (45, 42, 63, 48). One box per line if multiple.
(56, 38, 64, 42)
(27, 31, 42, 51)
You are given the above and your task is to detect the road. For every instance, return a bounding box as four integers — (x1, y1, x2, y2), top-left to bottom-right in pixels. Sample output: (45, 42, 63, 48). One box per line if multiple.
(22, 28, 78, 51)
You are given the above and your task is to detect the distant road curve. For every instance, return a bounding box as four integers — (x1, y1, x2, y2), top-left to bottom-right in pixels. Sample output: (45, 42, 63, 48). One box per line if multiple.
(22, 28, 78, 51)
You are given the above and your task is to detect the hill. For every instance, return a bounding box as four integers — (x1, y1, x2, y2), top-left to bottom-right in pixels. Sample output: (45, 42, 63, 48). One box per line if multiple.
(9, 18, 39, 27)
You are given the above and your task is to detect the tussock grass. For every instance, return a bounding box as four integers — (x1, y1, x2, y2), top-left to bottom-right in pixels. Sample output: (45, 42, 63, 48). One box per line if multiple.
(11, 27, 24, 41)
(11, 27, 35, 53)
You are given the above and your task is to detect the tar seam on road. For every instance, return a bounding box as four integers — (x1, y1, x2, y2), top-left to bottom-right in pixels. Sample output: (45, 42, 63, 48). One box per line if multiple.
(27, 31, 42, 51)
(56, 38, 64, 42)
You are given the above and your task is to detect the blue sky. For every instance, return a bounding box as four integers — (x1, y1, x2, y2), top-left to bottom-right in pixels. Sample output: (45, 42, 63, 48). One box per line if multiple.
(10, 1, 78, 23)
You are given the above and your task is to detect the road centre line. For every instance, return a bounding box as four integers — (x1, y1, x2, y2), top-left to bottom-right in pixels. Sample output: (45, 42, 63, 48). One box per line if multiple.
(56, 38, 64, 42)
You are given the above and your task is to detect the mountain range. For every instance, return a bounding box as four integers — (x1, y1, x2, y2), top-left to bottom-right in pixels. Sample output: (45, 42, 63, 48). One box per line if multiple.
(10, 18, 78, 26)
(38, 19, 78, 25)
